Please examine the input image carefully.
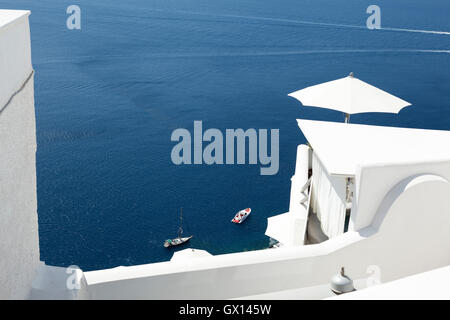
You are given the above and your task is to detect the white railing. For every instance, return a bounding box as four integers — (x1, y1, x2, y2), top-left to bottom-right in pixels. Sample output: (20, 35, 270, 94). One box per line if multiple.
(300, 176, 311, 204)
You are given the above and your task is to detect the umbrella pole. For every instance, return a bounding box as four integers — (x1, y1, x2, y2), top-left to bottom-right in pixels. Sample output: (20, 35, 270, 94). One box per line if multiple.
(344, 113, 350, 123)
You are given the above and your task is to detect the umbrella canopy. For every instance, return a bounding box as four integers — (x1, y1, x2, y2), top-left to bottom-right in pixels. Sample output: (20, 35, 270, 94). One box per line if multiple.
(288, 73, 411, 122)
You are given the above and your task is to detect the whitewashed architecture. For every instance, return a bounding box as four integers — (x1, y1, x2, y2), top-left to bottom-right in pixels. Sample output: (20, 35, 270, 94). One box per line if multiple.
(1, 9, 449, 300)
(328, 265, 450, 300)
(0, 9, 40, 300)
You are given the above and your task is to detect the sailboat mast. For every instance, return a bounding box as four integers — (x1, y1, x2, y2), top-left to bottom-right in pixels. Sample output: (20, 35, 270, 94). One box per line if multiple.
(178, 207, 183, 238)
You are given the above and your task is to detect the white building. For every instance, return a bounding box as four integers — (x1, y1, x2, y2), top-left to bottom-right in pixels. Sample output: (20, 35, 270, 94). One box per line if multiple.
(0, 9, 39, 300)
(1, 9, 449, 300)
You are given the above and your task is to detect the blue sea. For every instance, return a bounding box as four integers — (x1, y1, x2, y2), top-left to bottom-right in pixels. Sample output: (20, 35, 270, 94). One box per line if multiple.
(2, 0, 449, 271)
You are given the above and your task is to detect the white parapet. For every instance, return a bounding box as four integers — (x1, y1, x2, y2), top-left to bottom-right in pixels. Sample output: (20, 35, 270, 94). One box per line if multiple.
(0, 9, 39, 299)
(170, 248, 213, 262)
(83, 159, 450, 299)
(0, 10, 33, 109)
(328, 265, 450, 300)
(265, 144, 311, 247)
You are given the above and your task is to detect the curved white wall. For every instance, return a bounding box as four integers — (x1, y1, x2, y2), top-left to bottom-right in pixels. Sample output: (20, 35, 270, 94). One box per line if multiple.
(350, 160, 450, 230)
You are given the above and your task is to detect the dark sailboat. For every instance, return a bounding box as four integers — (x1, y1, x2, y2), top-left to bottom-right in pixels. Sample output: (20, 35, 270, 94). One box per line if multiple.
(164, 208, 193, 248)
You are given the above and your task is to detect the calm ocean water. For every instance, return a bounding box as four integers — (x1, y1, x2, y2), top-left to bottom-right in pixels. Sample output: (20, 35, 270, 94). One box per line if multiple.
(2, 0, 449, 271)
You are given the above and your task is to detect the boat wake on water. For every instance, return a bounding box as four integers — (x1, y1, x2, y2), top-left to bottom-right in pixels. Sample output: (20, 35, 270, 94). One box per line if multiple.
(147, 9, 450, 36)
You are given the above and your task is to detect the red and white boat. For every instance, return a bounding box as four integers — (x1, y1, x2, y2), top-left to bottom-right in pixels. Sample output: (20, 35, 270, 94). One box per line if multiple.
(231, 208, 251, 224)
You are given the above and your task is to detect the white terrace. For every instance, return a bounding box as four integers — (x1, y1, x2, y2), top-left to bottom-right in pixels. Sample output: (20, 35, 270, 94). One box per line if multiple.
(80, 120, 450, 299)
(1, 9, 450, 299)
(266, 119, 450, 247)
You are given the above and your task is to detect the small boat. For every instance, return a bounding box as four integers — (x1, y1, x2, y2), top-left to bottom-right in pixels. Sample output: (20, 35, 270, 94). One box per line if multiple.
(164, 208, 193, 248)
(231, 208, 251, 224)
(164, 235, 193, 248)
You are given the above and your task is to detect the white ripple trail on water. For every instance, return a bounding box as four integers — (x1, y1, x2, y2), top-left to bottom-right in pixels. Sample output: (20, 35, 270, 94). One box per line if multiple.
(147, 9, 450, 36)
(34, 49, 450, 65)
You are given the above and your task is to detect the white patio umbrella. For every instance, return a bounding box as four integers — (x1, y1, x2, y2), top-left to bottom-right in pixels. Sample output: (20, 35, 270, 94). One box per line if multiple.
(288, 72, 411, 123)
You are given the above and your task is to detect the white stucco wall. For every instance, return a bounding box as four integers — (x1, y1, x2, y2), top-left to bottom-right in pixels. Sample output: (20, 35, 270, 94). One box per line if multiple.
(350, 160, 450, 230)
(0, 10, 40, 300)
(0, 11, 32, 109)
(84, 160, 450, 299)
(329, 265, 450, 300)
